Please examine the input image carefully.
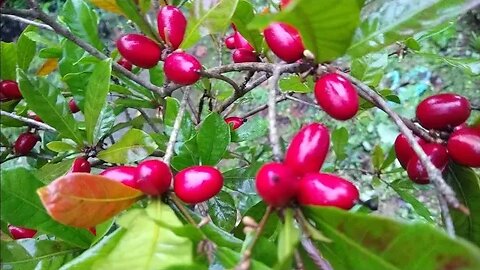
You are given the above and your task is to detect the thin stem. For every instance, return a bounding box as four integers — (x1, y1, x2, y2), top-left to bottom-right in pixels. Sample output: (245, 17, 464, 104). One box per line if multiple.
(163, 90, 189, 165)
(1, 14, 53, 30)
(437, 191, 456, 237)
(200, 71, 242, 94)
(0, 110, 56, 131)
(170, 193, 197, 226)
(239, 95, 288, 119)
(138, 109, 160, 133)
(285, 94, 321, 110)
(186, 95, 201, 125)
(268, 68, 283, 161)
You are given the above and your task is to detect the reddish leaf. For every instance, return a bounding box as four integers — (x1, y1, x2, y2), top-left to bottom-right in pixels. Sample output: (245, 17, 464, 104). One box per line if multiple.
(37, 173, 143, 228)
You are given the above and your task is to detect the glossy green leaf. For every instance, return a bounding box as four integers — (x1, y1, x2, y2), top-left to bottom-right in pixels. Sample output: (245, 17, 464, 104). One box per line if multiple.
(231, 0, 264, 51)
(35, 159, 75, 184)
(304, 207, 480, 269)
(164, 97, 194, 141)
(208, 191, 236, 232)
(116, 0, 157, 40)
(277, 209, 300, 268)
(17, 26, 37, 71)
(371, 145, 384, 170)
(249, 0, 361, 62)
(351, 52, 388, 87)
(391, 185, 433, 222)
(97, 129, 158, 163)
(62, 201, 193, 270)
(348, 0, 478, 57)
(84, 59, 112, 144)
(232, 116, 268, 143)
(331, 127, 348, 161)
(0, 239, 81, 270)
(197, 112, 231, 166)
(47, 141, 78, 153)
(381, 146, 397, 170)
(0, 168, 93, 248)
(170, 135, 200, 171)
(181, 0, 239, 49)
(1, 42, 17, 80)
(17, 69, 84, 145)
(216, 247, 270, 270)
(446, 164, 480, 246)
(279, 75, 314, 93)
(94, 105, 116, 143)
(149, 65, 164, 87)
(61, 0, 103, 50)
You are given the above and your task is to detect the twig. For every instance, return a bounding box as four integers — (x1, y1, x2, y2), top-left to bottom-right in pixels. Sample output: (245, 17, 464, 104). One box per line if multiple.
(294, 251, 305, 270)
(268, 68, 284, 161)
(170, 193, 197, 226)
(138, 109, 160, 133)
(340, 71, 466, 216)
(186, 95, 201, 125)
(437, 191, 456, 237)
(471, 104, 480, 111)
(285, 94, 322, 110)
(1, 14, 53, 31)
(0, 110, 56, 131)
(200, 71, 242, 94)
(239, 95, 288, 119)
(163, 90, 189, 165)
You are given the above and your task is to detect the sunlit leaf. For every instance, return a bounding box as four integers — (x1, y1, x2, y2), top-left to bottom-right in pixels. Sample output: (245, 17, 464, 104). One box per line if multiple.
(61, 0, 103, 50)
(37, 58, 59, 76)
(97, 129, 158, 163)
(1, 42, 17, 80)
(90, 0, 123, 14)
(17, 26, 37, 71)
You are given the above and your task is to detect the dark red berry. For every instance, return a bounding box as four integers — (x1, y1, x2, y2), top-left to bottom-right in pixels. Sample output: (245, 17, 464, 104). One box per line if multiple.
(14, 132, 39, 156)
(232, 49, 259, 63)
(157, 6, 187, 49)
(225, 35, 236, 50)
(174, 166, 223, 204)
(117, 58, 133, 71)
(255, 162, 298, 207)
(224, 116, 246, 130)
(69, 99, 80, 113)
(164, 52, 202, 85)
(136, 159, 172, 196)
(233, 31, 254, 51)
(100, 166, 139, 189)
(314, 73, 359, 120)
(8, 225, 37, 239)
(406, 144, 449, 184)
(297, 173, 359, 210)
(116, 34, 162, 69)
(0, 80, 22, 100)
(264, 23, 304, 63)
(72, 157, 91, 173)
(416, 93, 470, 130)
(89, 227, 96, 236)
(284, 123, 330, 176)
(394, 134, 427, 169)
(447, 128, 480, 168)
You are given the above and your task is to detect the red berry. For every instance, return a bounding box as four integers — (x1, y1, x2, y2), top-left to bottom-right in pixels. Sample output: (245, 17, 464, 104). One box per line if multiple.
(232, 49, 259, 63)
(100, 166, 139, 189)
(174, 166, 223, 204)
(224, 116, 246, 130)
(314, 73, 359, 120)
(416, 93, 470, 130)
(157, 6, 187, 49)
(447, 128, 480, 168)
(264, 23, 304, 63)
(32, 114, 43, 122)
(8, 225, 37, 239)
(72, 157, 91, 173)
(136, 159, 172, 196)
(284, 123, 330, 176)
(0, 80, 22, 100)
(453, 123, 468, 132)
(117, 58, 133, 71)
(225, 35, 236, 50)
(69, 99, 80, 113)
(406, 144, 449, 184)
(280, 0, 292, 9)
(14, 132, 39, 156)
(394, 134, 427, 169)
(89, 227, 97, 235)
(116, 34, 162, 69)
(255, 162, 298, 207)
(233, 31, 254, 51)
(297, 173, 359, 210)
(164, 52, 202, 85)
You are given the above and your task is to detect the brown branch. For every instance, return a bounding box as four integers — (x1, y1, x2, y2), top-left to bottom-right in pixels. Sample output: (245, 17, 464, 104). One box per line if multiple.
(239, 95, 288, 119)
(1, 13, 53, 30)
(0, 110, 56, 131)
(285, 94, 322, 110)
(200, 71, 242, 94)
(137, 109, 160, 133)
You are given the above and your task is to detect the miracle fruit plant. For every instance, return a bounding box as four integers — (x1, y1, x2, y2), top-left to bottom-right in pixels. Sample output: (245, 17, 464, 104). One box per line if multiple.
(1, 0, 480, 269)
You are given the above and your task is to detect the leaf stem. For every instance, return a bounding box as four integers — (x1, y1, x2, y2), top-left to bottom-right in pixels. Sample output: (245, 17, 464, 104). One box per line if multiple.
(170, 193, 197, 226)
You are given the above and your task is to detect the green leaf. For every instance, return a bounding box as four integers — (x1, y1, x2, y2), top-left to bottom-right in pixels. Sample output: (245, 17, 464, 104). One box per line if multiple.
(97, 129, 158, 163)
(197, 112, 231, 165)
(0, 168, 93, 248)
(181, 0, 239, 49)
(232, 116, 268, 142)
(1, 42, 17, 80)
(0, 239, 81, 269)
(331, 127, 348, 161)
(277, 209, 300, 268)
(47, 141, 78, 153)
(231, 0, 264, 51)
(149, 65, 164, 86)
(250, 0, 361, 62)
(17, 26, 37, 71)
(446, 164, 480, 246)
(116, 0, 157, 41)
(93, 105, 116, 144)
(61, 0, 103, 50)
(164, 97, 194, 141)
(351, 52, 388, 87)
(390, 184, 433, 222)
(62, 201, 193, 270)
(304, 207, 480, 270)
(347, 0, 478, 57)
(17, 69, 84, 145)
(371, 145, 384, 170)
(279, 75, 314, 93)
(207, 191, 236, 232)
(35, 159, 75, 184)
(84, 59, 112, 144)
(216, 247, 270, 270)
(381, 146, 397, 170)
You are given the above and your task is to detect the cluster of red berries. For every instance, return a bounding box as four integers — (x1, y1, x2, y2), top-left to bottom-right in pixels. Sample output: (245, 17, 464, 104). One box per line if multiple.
(225, 25, 260, 63)
(395, 93, 480, 184)
(256, 123, 359, 209)
(116, 6, 201, 86)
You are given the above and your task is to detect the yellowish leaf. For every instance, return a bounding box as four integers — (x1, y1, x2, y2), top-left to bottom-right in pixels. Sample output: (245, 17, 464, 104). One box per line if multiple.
(90, 0, 123, 15)
(36, 58, 58, 76)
